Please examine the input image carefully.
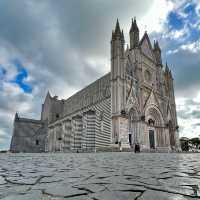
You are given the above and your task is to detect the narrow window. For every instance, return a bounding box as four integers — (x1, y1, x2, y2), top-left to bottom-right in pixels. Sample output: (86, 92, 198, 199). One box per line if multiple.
(36, 140, 39, 145)
(56, 114, 59, 119)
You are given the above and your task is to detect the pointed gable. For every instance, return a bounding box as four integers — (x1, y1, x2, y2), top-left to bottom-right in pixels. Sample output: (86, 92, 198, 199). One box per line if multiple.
(140, 32, 154, 60)
(44, 91, 52, 103)
(126, 81, 140, 111)
(14, 112, 19, 121)
(144, 89, 160, 109)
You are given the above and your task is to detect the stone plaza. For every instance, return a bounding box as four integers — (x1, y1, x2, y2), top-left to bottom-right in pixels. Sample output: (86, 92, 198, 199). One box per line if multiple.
(0, 152, 199, 199)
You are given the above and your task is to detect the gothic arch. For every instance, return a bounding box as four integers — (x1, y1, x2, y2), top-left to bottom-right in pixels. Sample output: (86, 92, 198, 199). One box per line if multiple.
(145, 105, 164, 126)
(167, 105, 175, 127)
(167, 104, 176, 147)
(145, 105, 166, 148)
(128, 108, 139, 123)
(128, 107, 139, 144)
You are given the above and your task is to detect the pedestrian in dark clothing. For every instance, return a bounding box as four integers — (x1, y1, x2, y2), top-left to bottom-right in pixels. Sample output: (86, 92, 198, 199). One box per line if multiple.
(135, 143, 140, 153)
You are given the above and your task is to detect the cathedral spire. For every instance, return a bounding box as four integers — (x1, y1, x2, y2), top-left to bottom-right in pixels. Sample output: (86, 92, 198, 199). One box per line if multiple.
(14, 112, 19, 121)
(165, 62, 173, 79)
(121, 29, 125, 43)
(129, 17, 139, 49)
(130, 17, 139, 33)
(47, 90, 51, 97)
(154, 40, 161, 52)
(153, 40, 162, 65)
(112, 19, 124, 42)
(111, 19, 124, 60)
(115, 18, 121, 36)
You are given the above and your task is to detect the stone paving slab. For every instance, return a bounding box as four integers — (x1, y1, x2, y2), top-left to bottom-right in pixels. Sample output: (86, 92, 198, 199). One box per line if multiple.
(0, 153, 200, 199)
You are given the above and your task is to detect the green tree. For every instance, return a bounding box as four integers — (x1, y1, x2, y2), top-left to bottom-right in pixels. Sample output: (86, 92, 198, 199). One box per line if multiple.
(189, 137, 200, 149)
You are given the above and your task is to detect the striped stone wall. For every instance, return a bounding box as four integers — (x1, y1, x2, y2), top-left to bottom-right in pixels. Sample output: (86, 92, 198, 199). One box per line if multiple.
(47, 97, 111, 152)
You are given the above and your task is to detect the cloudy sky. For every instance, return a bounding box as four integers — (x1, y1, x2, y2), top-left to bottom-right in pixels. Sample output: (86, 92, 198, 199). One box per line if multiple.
(0, 0, 200, 150)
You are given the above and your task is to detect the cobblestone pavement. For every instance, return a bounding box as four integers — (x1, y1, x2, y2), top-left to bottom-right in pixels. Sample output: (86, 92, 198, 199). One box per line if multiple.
(0, 153, 200, 200)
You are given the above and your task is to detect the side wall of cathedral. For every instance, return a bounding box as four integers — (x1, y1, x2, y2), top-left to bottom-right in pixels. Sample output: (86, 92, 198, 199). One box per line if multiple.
(46, 98, 111, 152)
(45, 73, 111, 152)
(10, 114, 47, 153)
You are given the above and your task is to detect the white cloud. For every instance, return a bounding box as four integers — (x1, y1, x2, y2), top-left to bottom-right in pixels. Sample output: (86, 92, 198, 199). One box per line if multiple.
(176, 92, 200, 138)
(180, 40, 200, 53)
(85, 56, 109, 74)
(2, 82, 21, 96)
(167, 49, 178, 55)
(139, 0, 174, 34)
(164, 25, 189, 41)
(194, 91, 200, 102)
(167, 39, 200, 55)
(0, 129, 6, 137)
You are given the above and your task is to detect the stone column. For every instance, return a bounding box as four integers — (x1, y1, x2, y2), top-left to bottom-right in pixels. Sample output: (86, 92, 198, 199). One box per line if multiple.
(72, 115, 83, 151)
(48, 127, 52, 152)
(55, 123, 62, 152)
(83, 110, 96, 151)
(63, 119, 71, 151)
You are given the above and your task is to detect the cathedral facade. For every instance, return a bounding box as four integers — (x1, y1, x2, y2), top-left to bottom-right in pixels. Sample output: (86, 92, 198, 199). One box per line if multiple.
(10, 19, 179, 153)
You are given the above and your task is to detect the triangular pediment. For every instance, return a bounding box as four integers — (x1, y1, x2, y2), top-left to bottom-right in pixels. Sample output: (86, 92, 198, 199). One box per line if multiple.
(43, 91, 52, 105)
(167, 101, 172, 120)
(144, 89, 160, 109)
(126, 85, 139, 111)
(140, 32, 154, 60)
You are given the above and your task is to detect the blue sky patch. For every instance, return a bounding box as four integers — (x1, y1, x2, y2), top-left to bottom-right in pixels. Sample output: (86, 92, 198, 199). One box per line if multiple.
(184, 3, 198, 24)
(168, 12, 184, 30)
(188, 26, 200, 42)
(11, 59, 33, 93)
(184, 3, 196, 15)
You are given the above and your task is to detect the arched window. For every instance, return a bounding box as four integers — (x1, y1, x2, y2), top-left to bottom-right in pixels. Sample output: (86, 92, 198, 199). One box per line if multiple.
(56, 114, 59, 119)
(146, 107, 163, 126)
(146, 106, 164, 147)
(35, 140, 39, 145)
(148, 119, 155, 126)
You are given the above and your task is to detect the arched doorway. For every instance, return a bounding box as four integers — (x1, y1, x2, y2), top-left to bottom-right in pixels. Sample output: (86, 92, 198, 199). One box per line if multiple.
(145, 106, 164, 149)
(128, 108, 139, 146)
(148, 119, 155, 149)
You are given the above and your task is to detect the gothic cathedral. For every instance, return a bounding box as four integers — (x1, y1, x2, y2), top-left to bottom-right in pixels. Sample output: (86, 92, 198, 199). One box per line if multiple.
(10, 19, 179, 153)
(111, 19, 179, 151)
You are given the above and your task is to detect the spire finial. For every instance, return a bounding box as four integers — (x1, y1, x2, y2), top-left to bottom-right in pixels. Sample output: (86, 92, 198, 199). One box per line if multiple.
(154, 40, 161, 51)
(115, 18, 121, 34)
(121, 29, 125, 42)
(47, 90, 51, 98)
(15, 112, 19, 121)
(130, 17, 139, 33)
